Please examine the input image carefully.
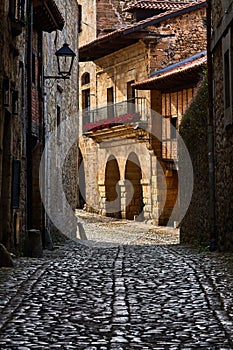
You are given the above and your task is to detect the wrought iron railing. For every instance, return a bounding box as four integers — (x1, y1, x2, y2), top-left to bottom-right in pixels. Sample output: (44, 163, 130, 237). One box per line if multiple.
(82, 97, 149, 132)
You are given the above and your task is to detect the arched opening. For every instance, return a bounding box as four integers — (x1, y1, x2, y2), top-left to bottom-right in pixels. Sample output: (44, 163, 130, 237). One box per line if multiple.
(125, 152, 143, 220)
(105, 156, 121, 218)
(81, 72, 90, 85)
(159, 167, 178, 226)
(77, 149, 86, 209)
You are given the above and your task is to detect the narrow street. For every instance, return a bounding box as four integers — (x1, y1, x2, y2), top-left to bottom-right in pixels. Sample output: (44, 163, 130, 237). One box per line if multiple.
(0, 211, 233, 349)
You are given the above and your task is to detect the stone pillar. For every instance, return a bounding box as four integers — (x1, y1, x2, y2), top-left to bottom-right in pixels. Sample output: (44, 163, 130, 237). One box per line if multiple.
(118, 180, 128, 219)
(98, 183, 106, 216)
(141, 178, 151, 220)
(27, 229, 43, 258)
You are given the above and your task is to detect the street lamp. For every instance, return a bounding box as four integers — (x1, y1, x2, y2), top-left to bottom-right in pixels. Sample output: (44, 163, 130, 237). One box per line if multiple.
(44, 43, 76, 80)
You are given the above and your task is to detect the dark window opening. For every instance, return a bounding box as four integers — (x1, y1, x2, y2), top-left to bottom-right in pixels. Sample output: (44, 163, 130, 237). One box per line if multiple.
(127, 81, 135, 113)
(57, 105, 61, 127)
(82, 89, 91, 124)
(171, 117, 177, 139)
(107, 87, 114, 118)
(78, 5, 82, 33)
(224, 50, 230, 109)
(81, 72, 90, 85)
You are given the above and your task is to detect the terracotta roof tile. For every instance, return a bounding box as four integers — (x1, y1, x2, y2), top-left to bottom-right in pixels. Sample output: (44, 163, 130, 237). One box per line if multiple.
(132, 52, 207, 89)
(80, 0, 206, 51)
(124, 1, 189, 12)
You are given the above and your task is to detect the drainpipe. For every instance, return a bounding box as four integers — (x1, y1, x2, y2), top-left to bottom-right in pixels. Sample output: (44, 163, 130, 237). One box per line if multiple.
(206, 0, 217, 251)
(26, 0, 33, 230)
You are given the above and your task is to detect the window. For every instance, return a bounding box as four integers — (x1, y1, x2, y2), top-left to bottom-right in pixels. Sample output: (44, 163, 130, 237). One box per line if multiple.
(82, 89, 91, 125)
(107, 87, 114, 118)
(81, 72, 90, 85)
(222, 27, 233, 128)
(78, 5, 82, 33)
(127, 81, 135, 113)
(171, 116, 177, 139)
(57, 105, 61, 128)
(10, 0, 25, 22)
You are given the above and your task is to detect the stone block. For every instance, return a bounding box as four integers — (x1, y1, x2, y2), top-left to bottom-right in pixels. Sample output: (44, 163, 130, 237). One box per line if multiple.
(26, 229, 43, 258)
(0, 244, 14, 267)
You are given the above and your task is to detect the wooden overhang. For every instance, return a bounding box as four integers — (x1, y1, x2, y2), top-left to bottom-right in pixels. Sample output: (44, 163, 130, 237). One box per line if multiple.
(132, 52, 207, 92)
(33, 0, 64, 33)
(79, 0, 206, 62)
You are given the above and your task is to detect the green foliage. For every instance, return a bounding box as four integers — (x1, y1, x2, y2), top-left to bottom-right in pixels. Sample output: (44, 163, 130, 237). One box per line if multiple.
(179, 70, 211, 247)
(179, 71, 208, 157)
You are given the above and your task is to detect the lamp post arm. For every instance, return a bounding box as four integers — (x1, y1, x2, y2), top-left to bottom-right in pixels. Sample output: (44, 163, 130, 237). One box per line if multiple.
(44, 75, 70, 80)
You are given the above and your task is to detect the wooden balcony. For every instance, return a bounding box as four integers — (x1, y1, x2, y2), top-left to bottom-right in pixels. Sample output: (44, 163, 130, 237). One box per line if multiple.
(82, 97, 149, 134)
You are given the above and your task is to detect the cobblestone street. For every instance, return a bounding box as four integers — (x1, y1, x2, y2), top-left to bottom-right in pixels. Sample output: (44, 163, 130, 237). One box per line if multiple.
(0, 211, 233, 349)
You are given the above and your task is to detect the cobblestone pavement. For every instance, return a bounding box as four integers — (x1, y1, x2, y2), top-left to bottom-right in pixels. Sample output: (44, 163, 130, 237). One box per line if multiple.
(0, 211, 233, 349)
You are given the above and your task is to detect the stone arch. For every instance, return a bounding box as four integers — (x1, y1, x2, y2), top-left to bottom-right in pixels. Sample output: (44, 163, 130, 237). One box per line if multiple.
(105, 155, 121, 218)
(124, 152, 144, 220)
(77, 148, 86, 209)
(81, 72, 90, 85)
(159, 167, 178, 226)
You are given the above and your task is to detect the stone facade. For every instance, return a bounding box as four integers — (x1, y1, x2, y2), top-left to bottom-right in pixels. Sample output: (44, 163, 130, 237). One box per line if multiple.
(0, 0, 27, 253)
(78, 2, 207, 225)
(179, 76, 211, 246)
(180, 0, 233, 251)
(0, 0, 78, 257)
(43, 0, 79, 239)
(211, 0, 233, 251)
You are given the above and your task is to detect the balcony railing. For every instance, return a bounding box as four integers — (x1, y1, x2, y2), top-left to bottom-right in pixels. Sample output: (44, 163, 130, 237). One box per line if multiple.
(82, 97, 149, 133)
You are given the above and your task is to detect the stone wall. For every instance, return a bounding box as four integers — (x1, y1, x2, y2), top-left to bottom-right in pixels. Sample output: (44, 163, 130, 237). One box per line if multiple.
(147, 7, 207, 73)
(179, 76, 211, 246)
(0, 0, 27, 253)
(211, 0, 233, 251)
(43, 0, 79, 238)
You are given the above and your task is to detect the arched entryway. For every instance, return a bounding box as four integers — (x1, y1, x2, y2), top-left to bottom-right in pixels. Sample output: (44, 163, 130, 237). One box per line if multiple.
(125, 152, 143, 220)
(105, 156, 121, 218)
(77, 149, 86, 209)
(159, 167, 178, 226)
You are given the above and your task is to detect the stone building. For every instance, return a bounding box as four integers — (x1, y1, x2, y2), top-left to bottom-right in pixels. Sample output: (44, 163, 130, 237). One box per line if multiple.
(42, 0, 79, 240)
(207, 0, 233, 251)
(78, 0, 207, 225)
(0, 0, 78, 259)
(176, 0, 233, 251)
(0, 0, 27, 254)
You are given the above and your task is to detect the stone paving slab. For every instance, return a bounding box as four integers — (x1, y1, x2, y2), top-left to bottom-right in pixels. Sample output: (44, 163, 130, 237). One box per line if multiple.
(0, 212, 233, 349)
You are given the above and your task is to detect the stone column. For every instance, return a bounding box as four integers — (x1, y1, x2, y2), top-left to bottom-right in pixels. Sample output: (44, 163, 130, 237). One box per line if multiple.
(98, 183, 106, 216)
(141, 178, 151, 220)
(118, 180, 128, 219)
